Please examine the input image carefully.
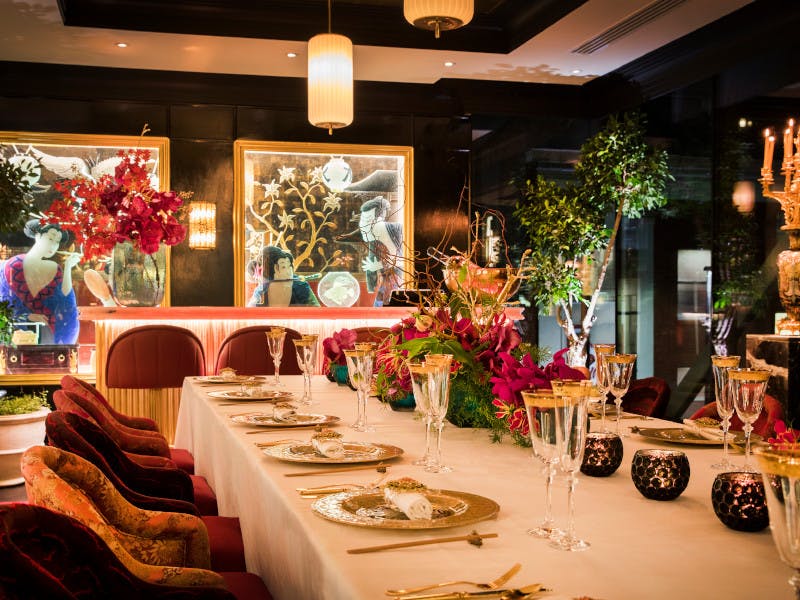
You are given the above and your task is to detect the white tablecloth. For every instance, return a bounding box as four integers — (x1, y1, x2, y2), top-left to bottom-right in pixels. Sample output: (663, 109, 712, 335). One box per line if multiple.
(175, 376, 791, 600)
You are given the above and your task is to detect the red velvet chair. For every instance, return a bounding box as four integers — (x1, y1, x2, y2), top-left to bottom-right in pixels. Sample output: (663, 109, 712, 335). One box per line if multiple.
(0, 503, 272, 599)
(214, 326, 303, 376)
(689, 393, 784, 438)
(22, 445, 246, 575)
(621, 377, 671, 418)
(105, 324, 207, 447)
(58, 376, 196, 474)
(352, 326, 392, 344)
(45, 411, 218, 516)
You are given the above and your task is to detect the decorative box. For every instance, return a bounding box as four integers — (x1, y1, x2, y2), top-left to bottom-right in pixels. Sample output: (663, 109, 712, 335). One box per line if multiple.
(1, 344, 79, 374)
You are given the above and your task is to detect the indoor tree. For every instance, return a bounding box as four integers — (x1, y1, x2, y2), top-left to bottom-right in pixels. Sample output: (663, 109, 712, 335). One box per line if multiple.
(514, 111, 671, 367)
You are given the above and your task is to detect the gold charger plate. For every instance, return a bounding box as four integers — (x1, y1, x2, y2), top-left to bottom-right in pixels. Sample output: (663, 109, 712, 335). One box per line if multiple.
(632, 427, 760, 446)
(208, 390, 294, 402)
(262, 441, 403, 464)
(229, 412, 340, 428)
(197, 375, 267, 384)
(312, 488, 499, 530)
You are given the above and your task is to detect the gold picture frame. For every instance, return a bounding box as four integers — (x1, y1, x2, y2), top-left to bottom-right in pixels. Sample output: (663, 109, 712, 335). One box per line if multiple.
(0, 131, 171, 309)
(233, 140, 414, 307)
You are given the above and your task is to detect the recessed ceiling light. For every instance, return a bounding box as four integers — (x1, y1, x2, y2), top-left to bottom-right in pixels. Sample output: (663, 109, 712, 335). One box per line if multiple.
(287, 52, 297, 58)
(444, 61, 455, 67)
(115, 42, 128, 48)
(572, 69, 582, 74)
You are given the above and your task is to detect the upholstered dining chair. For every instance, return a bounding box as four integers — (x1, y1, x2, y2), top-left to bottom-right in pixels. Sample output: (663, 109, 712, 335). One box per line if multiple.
(105, 324, 207, 444)
(0, 503, 272, 600)
(689, 393, 784, 438)
(621, 377, 671, 418)
(352, 326, 392, 345)
(214, 325, 303, 376)
(58, 375, 196, 474)
(22, 445, 246, 574)
(45, 411, 218, 516)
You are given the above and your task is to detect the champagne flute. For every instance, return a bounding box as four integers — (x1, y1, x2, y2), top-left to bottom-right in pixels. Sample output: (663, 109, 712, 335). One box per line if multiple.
(344, 347, 375, 432)
(593, 343, 616, 432)
(730, 368, 770, 472)
(552, 380, 592, 551)
(521, 390, 563, 540)
(265, 327, 286, 387)
(292, 336, 318, 405)
(424, 354, 453, 473)
(407, 360, 435, 467)
(710, 355, 740, 469)
(603, 353, 637, 437)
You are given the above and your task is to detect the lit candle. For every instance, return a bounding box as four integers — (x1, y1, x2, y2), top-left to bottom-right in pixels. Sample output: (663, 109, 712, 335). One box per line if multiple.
(764, 129, 775, 171)
(786, 120, 795, 160)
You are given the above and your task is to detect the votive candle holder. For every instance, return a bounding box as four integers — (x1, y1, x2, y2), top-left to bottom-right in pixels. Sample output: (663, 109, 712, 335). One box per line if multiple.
(711, 471, 768, 532)
(581, 432, 624, 477)
(631, 449, 690, 501)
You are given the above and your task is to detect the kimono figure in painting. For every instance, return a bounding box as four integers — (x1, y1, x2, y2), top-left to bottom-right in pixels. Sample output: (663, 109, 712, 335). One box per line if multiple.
(359, 196, 403, 307)
(0, 219, 80, 344)
(247, 246, 320, 307)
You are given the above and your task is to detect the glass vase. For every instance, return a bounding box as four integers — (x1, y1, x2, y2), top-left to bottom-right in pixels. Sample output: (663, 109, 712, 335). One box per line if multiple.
(109, 241, 167, 307)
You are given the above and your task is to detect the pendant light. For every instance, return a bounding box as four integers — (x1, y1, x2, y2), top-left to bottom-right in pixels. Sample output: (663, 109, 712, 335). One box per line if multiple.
(404, 1, 474, 38)
(308, 0, 353, 134)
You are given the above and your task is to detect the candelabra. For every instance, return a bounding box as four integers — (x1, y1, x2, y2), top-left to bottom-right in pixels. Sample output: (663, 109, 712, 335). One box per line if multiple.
(760, 119, 800, 335)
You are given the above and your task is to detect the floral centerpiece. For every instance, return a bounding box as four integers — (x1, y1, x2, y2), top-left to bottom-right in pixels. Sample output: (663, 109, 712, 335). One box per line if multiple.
(322, 327, 357, 383)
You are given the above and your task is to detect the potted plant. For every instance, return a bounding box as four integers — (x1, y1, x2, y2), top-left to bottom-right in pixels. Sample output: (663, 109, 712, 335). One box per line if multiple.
(0, 390, 49, 487)
(514, 111, 672, 367)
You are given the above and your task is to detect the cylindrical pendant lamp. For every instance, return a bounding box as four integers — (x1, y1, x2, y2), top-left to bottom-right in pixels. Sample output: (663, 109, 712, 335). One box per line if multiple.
(404, 1, 474, 38)
(307, 33, 353, 134)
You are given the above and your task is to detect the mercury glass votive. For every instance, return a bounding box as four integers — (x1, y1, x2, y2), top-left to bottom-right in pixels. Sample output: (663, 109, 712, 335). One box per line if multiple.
(711, 471, 768, 532)
(581, 432, 624, 477)
(631, 449, 690, 501)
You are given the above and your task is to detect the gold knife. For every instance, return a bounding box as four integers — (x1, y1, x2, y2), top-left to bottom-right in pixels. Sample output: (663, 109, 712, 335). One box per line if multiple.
(391, 583, 544, 600)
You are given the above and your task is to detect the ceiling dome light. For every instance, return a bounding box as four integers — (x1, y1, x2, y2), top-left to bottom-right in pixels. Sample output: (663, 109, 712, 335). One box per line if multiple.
(404, 1, 474, 39)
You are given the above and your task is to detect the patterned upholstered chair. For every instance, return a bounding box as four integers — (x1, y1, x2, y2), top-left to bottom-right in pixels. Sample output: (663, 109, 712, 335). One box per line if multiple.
(22, 445, 246, 574)
(0, 503, 272, 599)
(621, 377, 671, 418)
(689, 393, 784, 438)
(105, 324, 207, 444)
(58, 376, 196, 474)
(214, 326, 303, 376)
(45, 411, 218, 516)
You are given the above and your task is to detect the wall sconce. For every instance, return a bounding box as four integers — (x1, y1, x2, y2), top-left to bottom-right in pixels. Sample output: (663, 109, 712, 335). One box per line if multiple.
(188, 201, 216, 250)
(732, 180, 755, 214)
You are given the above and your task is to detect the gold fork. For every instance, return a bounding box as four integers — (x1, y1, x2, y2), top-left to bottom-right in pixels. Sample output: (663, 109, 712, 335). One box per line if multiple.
(298, 471, 389, 497)
(385, 563, 522, 596)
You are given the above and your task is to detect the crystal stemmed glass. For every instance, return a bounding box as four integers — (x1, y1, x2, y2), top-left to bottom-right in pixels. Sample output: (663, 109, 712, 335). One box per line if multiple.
(292, 336, 318, 405)
(593, 343, 616, 432)
(710, 354, 741, 469)
(344, 347, 375, 432)
(551, 380, 592, 551)
(265, 327, 286, 387)
(521, 390, 563, 540)
(424, 354, 453, 473)
(603, 353, 637, 437)
(407, 360, 434, 467)
(729, 367, 770, 472)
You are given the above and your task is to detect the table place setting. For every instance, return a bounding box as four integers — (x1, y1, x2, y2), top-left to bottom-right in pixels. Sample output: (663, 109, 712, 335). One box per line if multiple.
(229, 409, 340, 429)
(261, 427, 404, 464)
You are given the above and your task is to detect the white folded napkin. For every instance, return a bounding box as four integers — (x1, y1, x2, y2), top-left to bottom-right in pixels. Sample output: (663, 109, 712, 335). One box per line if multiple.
(312, 437, 345, 458)
(682, 418, 725, 441)
(272, 404, 296, 422)
(384, 487, 433, 520)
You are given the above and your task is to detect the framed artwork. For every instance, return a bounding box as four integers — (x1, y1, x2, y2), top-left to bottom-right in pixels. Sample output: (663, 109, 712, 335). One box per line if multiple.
(233, 140, 414, 307)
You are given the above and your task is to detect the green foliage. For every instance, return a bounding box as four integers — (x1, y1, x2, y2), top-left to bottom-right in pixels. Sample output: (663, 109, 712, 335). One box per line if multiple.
(0, 390, 49, 415)
(0, 159, 35, 234)
(0, 300, 13, 346)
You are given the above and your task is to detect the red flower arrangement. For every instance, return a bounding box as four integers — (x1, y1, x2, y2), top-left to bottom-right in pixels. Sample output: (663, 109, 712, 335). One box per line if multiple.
(322, 327, 357, 371)
(768, 420, 800, 449)
(42, 148, 188, 261)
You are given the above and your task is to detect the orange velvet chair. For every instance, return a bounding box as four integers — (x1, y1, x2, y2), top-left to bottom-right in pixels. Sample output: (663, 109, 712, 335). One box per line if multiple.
(214, 326, 303, 376)
(689, 393, 784, 438)
(105, 324, 206, 445)
(621, 377, 671, 418)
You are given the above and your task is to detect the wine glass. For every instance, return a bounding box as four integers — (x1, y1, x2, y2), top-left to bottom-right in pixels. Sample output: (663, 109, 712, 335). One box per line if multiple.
(407, 360, 434, 467)
(551, 380, 592, 551)
(265, 327, 286, 387)
(424, 354, 453, 473)
(710, 354, 741, 469)
(521, 390, 563, 540)
(344, 347, 375, 432)
(602, 353, 637, 437)
(754, 446, 800, 599)
(593, 343, 616, 432)
(729, 367, 770, 472)
(292, 335, 318, 405)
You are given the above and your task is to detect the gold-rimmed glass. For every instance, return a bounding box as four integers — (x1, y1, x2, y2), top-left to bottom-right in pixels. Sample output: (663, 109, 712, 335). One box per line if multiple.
(602, 353, 637, 437)
(710, 355, 741, 469)
(593, 343, 616, 432)
(344, 348, 375, 432)
(407, 360, 435, 467)
(265, 327, 286, 387)
(292, 336, 318, 405)
(730, 368, 770, 472)
(424, 354, 453, 473)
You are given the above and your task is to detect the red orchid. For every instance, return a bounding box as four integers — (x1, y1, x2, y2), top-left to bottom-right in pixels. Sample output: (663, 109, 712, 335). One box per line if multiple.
(768, 420, 800, 449)
(543, 348, 589, 381)
(322, 328, 358, 366)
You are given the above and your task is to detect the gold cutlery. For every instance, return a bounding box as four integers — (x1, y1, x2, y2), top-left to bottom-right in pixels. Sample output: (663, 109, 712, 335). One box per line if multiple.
(284, 463, 389, 478)
(255, 439, 301, 448)
(297, 472, 389, 497)
(386, 563, 521, 596)
(246, 425, 326, 434)
(347, 530, 498, 554)
(389, 583, 545, 600)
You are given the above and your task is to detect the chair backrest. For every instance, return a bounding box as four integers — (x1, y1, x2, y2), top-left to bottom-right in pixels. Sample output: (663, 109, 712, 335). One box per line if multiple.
(61, 374, 160, 432)
(106, 325, 206, 389)
(621, 377, 671, 418)
(45, 411, 197, 514)
(352, 326, 392, 345)
(214, 326, 303, 375)
(690, 393, 785, 438)
(0, 502, 235, 599)
(20, 446, 221, 588)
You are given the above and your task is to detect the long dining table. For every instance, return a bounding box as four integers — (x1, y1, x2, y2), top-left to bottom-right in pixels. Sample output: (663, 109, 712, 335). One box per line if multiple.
(175, 375, 792, 600)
